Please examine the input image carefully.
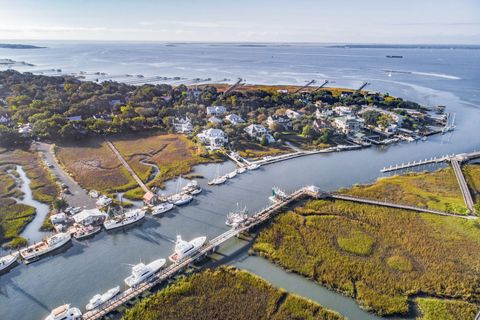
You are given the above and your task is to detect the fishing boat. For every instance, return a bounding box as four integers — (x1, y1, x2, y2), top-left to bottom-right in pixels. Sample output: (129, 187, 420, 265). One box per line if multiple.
(247, 163, 260, 170)
(169, 235, 206, 263)
(268, 187, 288, 203)
(45, 304, 82, 320)
(124, 258, 166, 287)
(20, 232, 71, 263)
(208, 175, 227, 185)
(103, 209, 145, 231)
(0, 252, 19, 274)
(72, 225, 102, 240)
(182, 180, 202, 195)
(169, 193, 193, 206)
(151, 202, 174, 216)
(85, 286, 121, 311)
(236, 167, 246, 174)
(226, 204, 248, 227)
(226, 171, 237, 179)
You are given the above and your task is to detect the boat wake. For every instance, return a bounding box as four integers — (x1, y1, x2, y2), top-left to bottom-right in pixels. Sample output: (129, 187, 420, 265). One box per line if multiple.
(384, 69, 461, 80)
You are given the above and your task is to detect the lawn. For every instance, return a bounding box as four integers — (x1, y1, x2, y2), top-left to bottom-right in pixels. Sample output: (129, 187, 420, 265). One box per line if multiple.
(342, 167, 469, 214)
(123, 266, 344, 320)
(253, 199, 480, 316)
(236, 140, 290, 159)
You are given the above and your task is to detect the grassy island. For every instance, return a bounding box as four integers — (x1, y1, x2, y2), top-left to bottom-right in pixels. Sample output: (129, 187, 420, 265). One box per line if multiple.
(123, 267, 344, 320)
(253, 197, 480, 316)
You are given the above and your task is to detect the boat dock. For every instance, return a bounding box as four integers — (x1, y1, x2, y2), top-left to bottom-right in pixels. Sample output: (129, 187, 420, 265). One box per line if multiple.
(380, 154, 453, 172)
(451, 157, 475, 212)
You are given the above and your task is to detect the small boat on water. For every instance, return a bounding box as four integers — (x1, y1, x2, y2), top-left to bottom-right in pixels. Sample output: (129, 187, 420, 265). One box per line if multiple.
(247, 163, 260, 170)
(45, 304, 82, 320)
(208, 176, 227, 185)
(169, 235, 207, 263)
(151, 202, 174, 216)
(268, 186, 289, 203)
(236, 167, 246, 174)
(103, 209, 145, 231)
(226, 205, 248, 227)
(20, 232, 71, 263)
(182, 180, 202, 195)
(226, 171, 237, 179)
(169, 193, 193, 206)
(72, 225, 102, 240)
(124, 259, 166, 287)
(86, 286, 120, 311)
(0, 252, 19, 274)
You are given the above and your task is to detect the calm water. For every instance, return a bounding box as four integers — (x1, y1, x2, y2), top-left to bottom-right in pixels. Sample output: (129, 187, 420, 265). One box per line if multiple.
(0, 43, 479, 320)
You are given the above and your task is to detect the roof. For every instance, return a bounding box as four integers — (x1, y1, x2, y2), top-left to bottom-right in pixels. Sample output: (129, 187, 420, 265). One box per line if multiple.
(73, 209, 107, 223)
(143, 191, 155, 201)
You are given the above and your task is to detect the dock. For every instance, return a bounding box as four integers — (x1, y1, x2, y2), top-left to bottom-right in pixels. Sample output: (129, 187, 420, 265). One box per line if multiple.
(380, 154, 453, 172)
(451, 157, 475, 212)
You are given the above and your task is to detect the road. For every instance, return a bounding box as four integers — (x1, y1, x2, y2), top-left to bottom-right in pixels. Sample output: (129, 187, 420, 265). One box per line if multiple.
(35, 142, 96, 209)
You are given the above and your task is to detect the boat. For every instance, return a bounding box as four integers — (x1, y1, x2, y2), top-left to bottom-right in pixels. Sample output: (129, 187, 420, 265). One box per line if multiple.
(20, 232, 71, 263)
(0, 252, 19, 274)
(227, 171, 237, 179)
(103, 209, 145, 231)
(85, 286, 120, 311)
(182, 180, 202, 195)
(226, 205, 248, 227)
(45, 304, 82, 320)
(169, 235, 207, 263)
(151, 202, 174, 216)
(236, 167, 246, 174)
(72, 225, 102, 240)
(124, 258, 166, 287)
(247, 163, 260, 170)
(268, 186, 288, 203)
(386, 55, 403, 58)
(169, 193, 193, 206)
(189, 187, 202, 195)
(207, 176, 227, 185)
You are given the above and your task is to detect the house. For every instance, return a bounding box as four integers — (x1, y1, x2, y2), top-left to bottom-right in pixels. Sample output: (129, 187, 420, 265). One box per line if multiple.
(313, 119, 331, 132)
(206, 105, 227, 116)
(315, 108, 333, 119)
(225, 114, 245, 125)
(208, 116, 223, 125)
(50, 212, 67, 225)
(332, 116, 364, 135)
(197, 128, 228, 149)
(285, 109, 303, 119)
(333, 106, 353, 116)
(267, 115, 291, 129)
(73, 209, 108, 226)
(143, 191, 158, 206)
(173, 117, 193, 134)
(96, 195, 112, 207)
(244, 124, 275, 143)
(18, 123, 32, 136)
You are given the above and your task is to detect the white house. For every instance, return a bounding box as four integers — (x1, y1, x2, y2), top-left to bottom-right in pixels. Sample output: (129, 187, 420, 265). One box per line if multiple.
(225, 114, 245, 125)
(173, 117, 193, 134)
(73, 209, 108, 226)
(285, 109, 303, 119)
(333, 106, 353, 116)
(197, 128, 228, 149)
(316, 108, 334, 119)
(206, 105, 227, 116)
(208, 116, 223, 125)
(267, 115, 291, 129)
(332, 116, 364, 135)
(244, 124, 275, 143)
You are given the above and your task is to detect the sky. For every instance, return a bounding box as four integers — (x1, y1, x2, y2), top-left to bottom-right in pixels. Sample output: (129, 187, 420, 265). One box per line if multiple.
(0, 0, 479, 44)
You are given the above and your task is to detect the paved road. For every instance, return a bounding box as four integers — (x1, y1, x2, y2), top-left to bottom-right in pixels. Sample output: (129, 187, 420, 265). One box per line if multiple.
(35, 142, 96, 209)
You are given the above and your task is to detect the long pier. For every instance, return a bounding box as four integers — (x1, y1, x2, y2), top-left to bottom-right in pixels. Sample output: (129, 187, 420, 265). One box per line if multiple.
(223, 78, 243, 95)
(451, 158, 475, 212)
(380, 154, 453, 172)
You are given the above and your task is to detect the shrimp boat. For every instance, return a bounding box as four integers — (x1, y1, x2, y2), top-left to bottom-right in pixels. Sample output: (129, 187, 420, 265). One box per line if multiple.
(226, 204, 248, 227)
(169, 235, 207, 263)
(151, 202, 174, 216)
(182, 180, 202, 195)
(103, 209, 145, 231)
(45, 304, 82, 320)
(72, 224, 102, 240)
(20, 232, 71, 263)
(124, 258, 166, 287)
(268, 186, 289, 203)
(0, 252, 19, 274)
(85, 286, 121, 310)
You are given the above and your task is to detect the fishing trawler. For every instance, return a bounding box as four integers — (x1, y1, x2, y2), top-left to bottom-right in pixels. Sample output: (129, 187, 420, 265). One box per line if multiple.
(124, 258, 166, 287)
(169, 235, 207, 263)
(103, 209, 145, 231)
(182, 180, 202, 195)
(268, 186, 288, 203)
(226, 204, 248, 227)
(0, 252, 19, 274)
(72, 224, 102, 240)
(85, 286, 120, 310)
(45, 304, 82, 320)
(20, 232, 71, 263)
(151, 202, 174, 216)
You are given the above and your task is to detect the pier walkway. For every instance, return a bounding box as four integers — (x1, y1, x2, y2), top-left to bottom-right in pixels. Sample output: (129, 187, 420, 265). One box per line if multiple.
(105, 139, 149, 193)
(451, 158, 475, 212)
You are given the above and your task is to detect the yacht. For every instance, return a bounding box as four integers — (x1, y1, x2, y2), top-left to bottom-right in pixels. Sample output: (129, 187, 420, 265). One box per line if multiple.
(226, 171, 237, 179)
(236, 167, 246, 174)
(103, 209, 145, 231)
(208, 175, 227, 185)
(182, 180, 202, 195)
(226, 205, 248, 227)
(169, 193, 193, 206)
(247, 163, 260, 170)
(151, 202, 174, 216)
(124, 258, 166, 287)
(0, 252, 19, 274)
(169, 235, 207, 263)
(45, 304, 82, 320)
(20, 232, 71, 263)
(85, 286, 121, 311)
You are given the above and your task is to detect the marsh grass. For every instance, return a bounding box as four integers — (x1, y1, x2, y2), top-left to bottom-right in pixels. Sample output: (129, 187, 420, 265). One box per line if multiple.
(416, 298, 478, 320)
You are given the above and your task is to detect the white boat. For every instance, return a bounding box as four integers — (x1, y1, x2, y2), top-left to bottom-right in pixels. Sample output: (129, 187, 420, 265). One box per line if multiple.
(189, 187, 202, 195)
(227, 171, 237, 179)
(103, 209, 145, 231)
(169, 235, 207, 263)
(208, 176, 227, 185)
(85, 286, 120, 311)
(247, 163, 260, 170)
(151, 202, 174, 216)
(72, 225, 102, 240)
(226, 205, 248, 227)
(0, 252, 19, 274)
(124, 258, 166, 287)
(268, 186, 289, 203)
(182, 180, 202, 195)
(45, 304, 82, 320)
(20, 232, 71, 263)
(169, 193, 193, 206)
(236, 167, 246, 174)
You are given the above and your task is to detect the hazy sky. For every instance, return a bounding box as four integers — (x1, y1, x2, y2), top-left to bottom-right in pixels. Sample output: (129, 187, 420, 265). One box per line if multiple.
(0, 0, 479, 44)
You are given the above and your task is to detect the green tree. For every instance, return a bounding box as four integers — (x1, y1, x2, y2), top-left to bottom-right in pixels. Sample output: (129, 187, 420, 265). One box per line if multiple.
(260, 134, 268, 146)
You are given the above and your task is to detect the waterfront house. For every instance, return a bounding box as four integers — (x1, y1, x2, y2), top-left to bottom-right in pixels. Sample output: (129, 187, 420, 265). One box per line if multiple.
(286, 109, 303, 119)
(208, 116, 223, 125)
(267, 115, 291, 129)
(225, 114, 245, 125)
(333, 106, 353, 116)
(316, 108, 334, 119)
(197, 128, 228, 149)
(173, 117, 193, 134)
(206, 105, 227, 116)
(73, 208, 108, 226)
(244, 124, 275, 143)
(332, 116, 364, 135)
(143, 191, 158, 206)
(313, 119, 331, 132)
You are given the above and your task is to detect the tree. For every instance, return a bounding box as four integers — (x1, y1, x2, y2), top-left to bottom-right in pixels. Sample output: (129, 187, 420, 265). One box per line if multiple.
(302, 124, 315, 138)
(260, 134, 268, 146)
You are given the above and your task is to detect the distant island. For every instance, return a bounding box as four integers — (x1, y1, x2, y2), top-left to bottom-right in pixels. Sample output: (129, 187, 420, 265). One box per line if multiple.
(0, 43, 46, 49)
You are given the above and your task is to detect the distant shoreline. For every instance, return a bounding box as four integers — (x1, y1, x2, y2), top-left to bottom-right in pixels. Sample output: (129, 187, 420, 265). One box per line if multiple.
(0, 43, 46, 49)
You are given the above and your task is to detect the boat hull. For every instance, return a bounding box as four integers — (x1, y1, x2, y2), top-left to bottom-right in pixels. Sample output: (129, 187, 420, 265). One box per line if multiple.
(20, 235, 72, 264)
